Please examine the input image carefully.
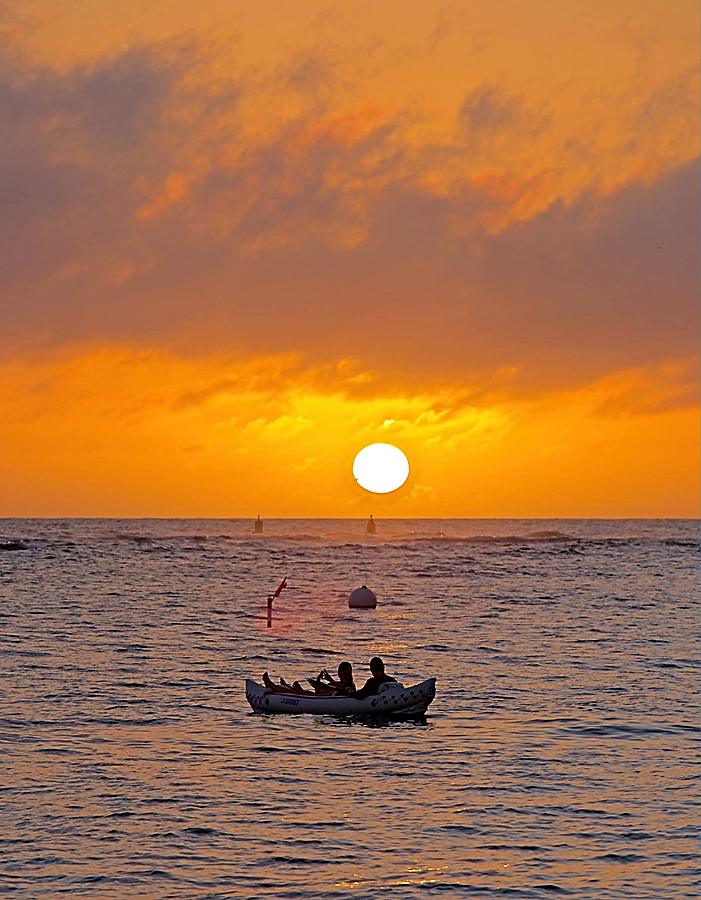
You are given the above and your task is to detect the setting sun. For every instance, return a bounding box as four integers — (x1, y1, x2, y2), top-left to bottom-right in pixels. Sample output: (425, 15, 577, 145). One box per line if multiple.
(352, 443, 410, 494)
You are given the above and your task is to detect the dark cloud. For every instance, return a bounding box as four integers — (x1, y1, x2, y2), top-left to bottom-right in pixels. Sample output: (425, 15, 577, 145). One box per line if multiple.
(280, 52, 339, 105)
(0, 39, 236, 327)
(0, 37, 697, 398)
(458, 84, 525, 134)
(457, 83, 547, 148)
(464, 158, 700, 377)
(630, 65, 699, 157)
(69, 46, 186, 151)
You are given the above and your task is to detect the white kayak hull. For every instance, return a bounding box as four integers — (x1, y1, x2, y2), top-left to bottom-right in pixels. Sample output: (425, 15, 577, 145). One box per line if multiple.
(245, 677, 436, 717)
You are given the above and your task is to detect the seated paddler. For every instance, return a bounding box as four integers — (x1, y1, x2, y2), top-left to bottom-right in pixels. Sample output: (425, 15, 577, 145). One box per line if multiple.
(350, 656, 397, 699)
(309, 661, 356, 695)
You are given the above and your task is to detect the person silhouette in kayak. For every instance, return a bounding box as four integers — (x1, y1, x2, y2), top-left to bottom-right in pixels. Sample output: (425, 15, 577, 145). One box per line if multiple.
(350, 656, 397, 699)
(263, 661, 355, 696)
(311, 661, 356, 695)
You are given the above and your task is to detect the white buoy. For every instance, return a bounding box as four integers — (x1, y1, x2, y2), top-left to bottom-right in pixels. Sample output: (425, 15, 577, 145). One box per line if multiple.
(348, 585, 377, 609)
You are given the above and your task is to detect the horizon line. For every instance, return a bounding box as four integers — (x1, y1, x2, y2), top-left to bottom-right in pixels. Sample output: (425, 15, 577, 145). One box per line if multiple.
(1, 515, 698, 522)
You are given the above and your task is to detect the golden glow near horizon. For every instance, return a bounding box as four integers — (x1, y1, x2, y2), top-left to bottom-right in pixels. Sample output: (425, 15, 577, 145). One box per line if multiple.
(1, 2, 699, 517)
(1, 349, 697, 517)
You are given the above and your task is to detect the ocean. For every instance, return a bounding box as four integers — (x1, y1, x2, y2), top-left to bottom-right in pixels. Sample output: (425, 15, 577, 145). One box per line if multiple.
(1, 518, 698, 898)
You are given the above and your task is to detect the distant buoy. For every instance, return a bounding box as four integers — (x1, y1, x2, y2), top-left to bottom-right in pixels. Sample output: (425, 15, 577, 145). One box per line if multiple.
(366, 515, 376, 534)
(254, 514, 263, 533)
(348, 585, 377, 608)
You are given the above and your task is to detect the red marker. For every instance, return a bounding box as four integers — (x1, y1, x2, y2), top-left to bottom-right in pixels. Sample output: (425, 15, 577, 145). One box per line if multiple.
(267, 577, 287, 609)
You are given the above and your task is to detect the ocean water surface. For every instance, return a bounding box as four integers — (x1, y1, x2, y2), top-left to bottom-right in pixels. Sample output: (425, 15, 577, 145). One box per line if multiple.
(1, 518, 698, 898)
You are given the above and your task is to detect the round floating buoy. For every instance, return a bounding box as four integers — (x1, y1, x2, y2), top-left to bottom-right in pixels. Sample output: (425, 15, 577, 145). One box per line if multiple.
(348, 585, 377, 609)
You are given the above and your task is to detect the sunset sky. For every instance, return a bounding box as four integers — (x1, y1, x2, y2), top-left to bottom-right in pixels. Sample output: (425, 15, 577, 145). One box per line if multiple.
(2, 0, 698, 517)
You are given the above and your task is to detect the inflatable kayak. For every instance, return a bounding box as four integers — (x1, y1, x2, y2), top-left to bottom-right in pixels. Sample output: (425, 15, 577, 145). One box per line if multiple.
(245, 677, 436, 717)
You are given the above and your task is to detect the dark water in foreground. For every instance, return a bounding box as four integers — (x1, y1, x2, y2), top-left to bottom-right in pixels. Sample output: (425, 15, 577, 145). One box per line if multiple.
(1, 518, 699, 899)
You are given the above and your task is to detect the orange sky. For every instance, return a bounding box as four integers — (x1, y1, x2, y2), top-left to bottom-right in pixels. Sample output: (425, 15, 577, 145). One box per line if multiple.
(1, 1, 699, 516)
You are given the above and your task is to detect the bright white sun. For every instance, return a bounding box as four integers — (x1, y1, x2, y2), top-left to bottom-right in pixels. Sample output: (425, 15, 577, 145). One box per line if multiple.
(353, 443, 410, 494)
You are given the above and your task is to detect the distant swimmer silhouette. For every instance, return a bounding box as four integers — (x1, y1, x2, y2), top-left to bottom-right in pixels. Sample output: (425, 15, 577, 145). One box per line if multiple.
(254, 514, 263, 533)
(366, 514, 376, 534)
